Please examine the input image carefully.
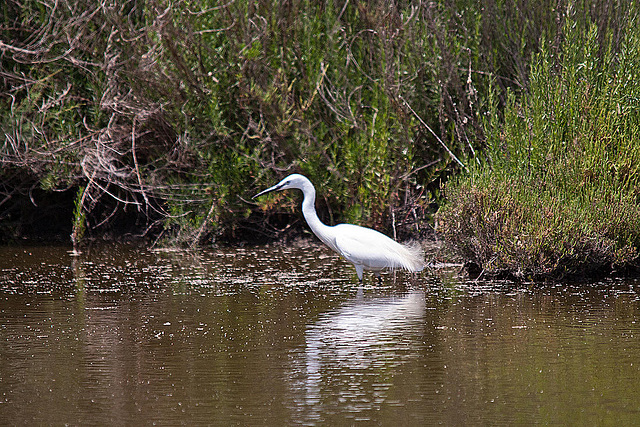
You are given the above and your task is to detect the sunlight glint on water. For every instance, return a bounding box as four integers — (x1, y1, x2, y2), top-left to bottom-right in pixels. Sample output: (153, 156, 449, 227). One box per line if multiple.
(1, 244, 640, 425)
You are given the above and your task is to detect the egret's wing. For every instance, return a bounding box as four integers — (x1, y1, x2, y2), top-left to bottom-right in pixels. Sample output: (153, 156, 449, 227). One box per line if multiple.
(334, 224, 423, 271)
(334, 233, 384, 268)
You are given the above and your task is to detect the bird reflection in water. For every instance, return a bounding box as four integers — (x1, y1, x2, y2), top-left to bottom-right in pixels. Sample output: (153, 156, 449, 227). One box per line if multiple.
(288, 290, 427, 420)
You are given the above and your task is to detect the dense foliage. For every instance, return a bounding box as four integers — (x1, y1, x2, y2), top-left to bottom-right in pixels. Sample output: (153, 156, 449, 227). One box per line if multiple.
(438, 11, 640, 278)
(1, 0, 489, 244)
(2, 0, 639, 279)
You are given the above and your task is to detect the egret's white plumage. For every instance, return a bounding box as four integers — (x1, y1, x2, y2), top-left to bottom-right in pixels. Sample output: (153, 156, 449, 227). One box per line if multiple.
(253, 173, 424, 281)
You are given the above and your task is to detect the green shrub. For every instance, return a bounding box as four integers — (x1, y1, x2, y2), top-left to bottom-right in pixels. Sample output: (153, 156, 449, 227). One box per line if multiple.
(438, 15, 640, 278)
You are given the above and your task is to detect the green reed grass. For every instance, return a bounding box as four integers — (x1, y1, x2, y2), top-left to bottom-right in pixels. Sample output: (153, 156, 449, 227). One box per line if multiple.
(438, 16, 640, 278)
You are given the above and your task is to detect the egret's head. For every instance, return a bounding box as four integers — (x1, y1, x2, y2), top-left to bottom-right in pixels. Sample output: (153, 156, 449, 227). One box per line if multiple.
(253, 174, 311, 198)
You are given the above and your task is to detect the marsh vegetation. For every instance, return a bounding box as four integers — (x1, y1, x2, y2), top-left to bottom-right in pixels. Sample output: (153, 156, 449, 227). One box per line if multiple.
(1, 0, 638, 277)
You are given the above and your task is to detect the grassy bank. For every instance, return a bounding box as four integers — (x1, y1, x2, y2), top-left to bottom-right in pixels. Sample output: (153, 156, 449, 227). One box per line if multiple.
(437, 12, 640, 279)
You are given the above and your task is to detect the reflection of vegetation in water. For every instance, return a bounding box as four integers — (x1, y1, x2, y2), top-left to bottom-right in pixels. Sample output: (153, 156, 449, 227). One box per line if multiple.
(438, 15, 640, 278)
(435, 283, 640, 425)
(2, 244, 640, 424)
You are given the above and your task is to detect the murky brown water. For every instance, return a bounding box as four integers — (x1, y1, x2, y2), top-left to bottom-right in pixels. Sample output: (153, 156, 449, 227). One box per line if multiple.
(1, 243, 640, 425)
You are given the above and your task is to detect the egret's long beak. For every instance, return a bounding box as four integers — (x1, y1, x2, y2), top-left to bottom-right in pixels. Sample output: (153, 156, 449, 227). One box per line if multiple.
(252, 182, 284, 199)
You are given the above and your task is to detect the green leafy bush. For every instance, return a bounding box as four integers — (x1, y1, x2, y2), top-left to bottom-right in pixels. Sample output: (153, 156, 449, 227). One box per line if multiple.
(438, 15, 640, 278)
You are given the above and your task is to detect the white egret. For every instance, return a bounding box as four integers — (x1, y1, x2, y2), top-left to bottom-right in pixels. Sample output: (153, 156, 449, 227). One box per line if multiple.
(253, 174, 424, 282)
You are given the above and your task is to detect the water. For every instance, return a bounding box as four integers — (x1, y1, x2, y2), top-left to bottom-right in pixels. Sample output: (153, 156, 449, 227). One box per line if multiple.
(1, 243, 640, 425)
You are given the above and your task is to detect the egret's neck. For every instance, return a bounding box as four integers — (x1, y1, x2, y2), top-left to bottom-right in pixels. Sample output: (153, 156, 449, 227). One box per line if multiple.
(299, 183, 334, 247)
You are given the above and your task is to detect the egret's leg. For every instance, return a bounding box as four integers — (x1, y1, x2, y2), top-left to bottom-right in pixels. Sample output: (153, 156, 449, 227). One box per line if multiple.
(355, 264, 364, 283)
(374, 271, 383, 285)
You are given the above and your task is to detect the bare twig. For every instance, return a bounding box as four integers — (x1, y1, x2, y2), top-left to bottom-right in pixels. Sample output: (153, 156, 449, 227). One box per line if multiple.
(399, 95, 468, 172)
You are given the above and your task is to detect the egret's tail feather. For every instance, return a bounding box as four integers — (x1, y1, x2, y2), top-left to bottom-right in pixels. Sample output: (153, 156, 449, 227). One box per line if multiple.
(399, 240, 425, 272)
